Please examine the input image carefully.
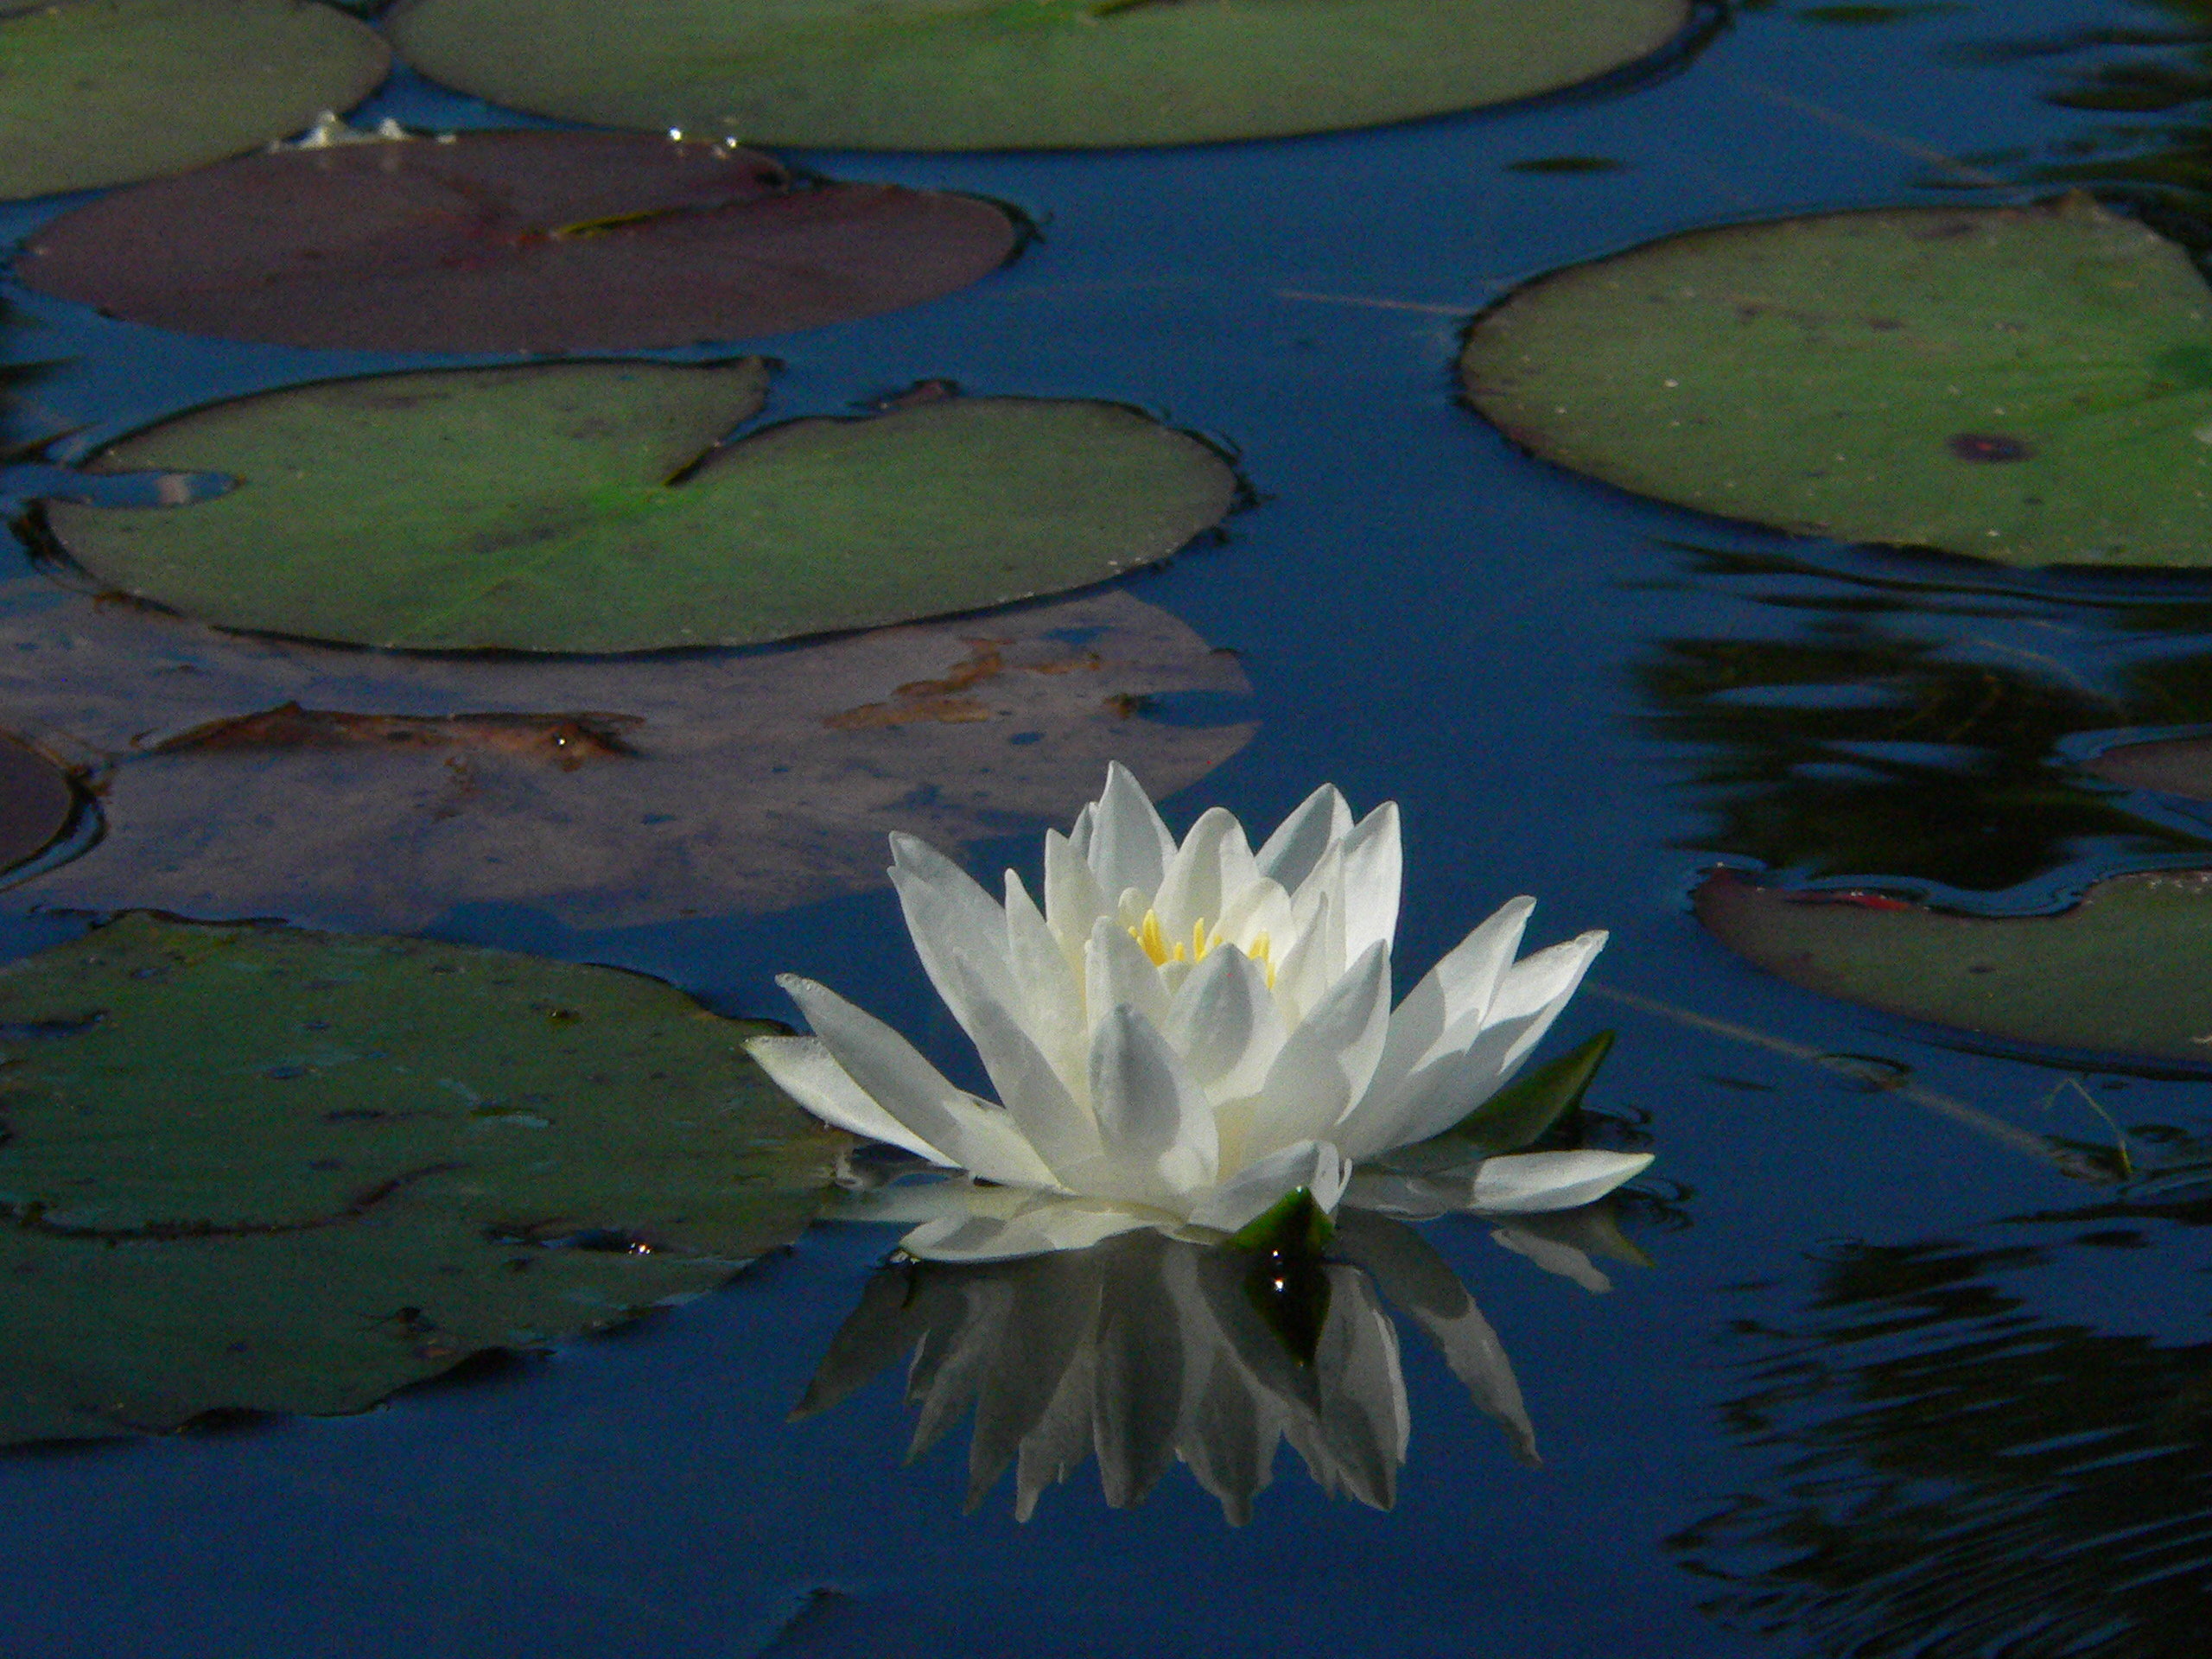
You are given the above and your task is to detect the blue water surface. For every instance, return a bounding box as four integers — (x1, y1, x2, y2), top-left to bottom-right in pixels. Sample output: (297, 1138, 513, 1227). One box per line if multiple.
(6, 1, 2212, 1654)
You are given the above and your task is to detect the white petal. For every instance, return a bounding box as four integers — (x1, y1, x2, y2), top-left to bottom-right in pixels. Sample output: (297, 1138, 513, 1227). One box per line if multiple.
(1254, 782, 1351, 893)
(1338, 802, 1402, 962)
(1370, 931, 1606, 1150)
(1212, 874, 1292, 959)
(1269, 887, 1335, 1028)
(1358, 897, 1535, 1123)
(1084, 913, 1170, 1032)
(900, 1198, 1155, 1262)
(1152, 807, 1247, 940)
(1468, 1150, 1653, 1213)
(1087, 762, 1176, 901)
(1004, 870, 1089, 1088)
(1282, 842, 1348, 988)
(1084, 1004, 1218, 1201)
(1161, 944, 1287, 1103)
(1043, 828, 1108, 973)
(779, 975, 1058, 1189)
(1185, 1139, 1347, 1233)
(1241, 941, 1392, 1166)
(944, 949, 1100, 1178)
(1487, 929, 1609, 1029)
(744, 1034, 957, 1166)
(887, 833, 1021, 1042)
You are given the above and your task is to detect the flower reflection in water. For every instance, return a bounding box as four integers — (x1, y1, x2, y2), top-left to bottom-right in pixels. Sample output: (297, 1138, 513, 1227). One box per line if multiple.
(794, 1199, 1649, 1522)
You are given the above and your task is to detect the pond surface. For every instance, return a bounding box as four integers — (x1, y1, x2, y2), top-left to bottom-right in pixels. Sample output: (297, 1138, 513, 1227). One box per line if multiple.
(6, 1, 2212, 1654)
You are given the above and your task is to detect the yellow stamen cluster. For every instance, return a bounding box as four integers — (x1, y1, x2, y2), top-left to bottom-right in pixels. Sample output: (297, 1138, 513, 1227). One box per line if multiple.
(1128, 910, 1274, 985)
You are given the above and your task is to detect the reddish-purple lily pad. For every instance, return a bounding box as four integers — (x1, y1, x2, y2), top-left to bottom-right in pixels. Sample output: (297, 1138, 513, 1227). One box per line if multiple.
(2086, 736, 2212, 800)
(0, 734, 73, 874)
(14, 128, 1020, 353)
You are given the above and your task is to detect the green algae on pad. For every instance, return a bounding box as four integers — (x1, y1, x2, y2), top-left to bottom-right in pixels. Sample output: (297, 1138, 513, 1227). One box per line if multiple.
(39, 363, 1239, 652)
(16, 129, 1020, 353)
(1462, 198, 2212, 567)
(1695, 868, 2212, 1065)
(0, 913, 843, 1444)
(385, 0, 1691, 150)
(0, 0, 389, 200)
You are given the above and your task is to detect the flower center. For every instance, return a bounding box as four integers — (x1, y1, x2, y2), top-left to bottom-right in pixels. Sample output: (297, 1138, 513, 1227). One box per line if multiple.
(1127, 910, 1274, 985)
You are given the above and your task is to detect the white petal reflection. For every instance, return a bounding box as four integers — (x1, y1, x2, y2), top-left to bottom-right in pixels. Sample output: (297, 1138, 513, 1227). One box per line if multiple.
(794, 1214, 1635, 1523)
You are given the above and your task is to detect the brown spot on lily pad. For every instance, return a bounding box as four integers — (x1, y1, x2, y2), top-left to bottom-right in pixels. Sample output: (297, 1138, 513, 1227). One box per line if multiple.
(158, 705, 640, 772)
(1947, 432, 2033, 462)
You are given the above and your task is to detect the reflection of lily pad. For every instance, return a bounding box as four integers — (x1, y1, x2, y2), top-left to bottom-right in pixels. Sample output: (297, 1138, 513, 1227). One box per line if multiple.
(0, 582, 1252, 928)
(39, 364, 1239, 652)
(0, 912, 843, 1445)
(1695, 868, 2212, 1063)
(0, 0, 389, 200)
(1462, 198, 2212, 567)
(386, 0, 1691, 150)
(16, 130, 1019, 353)
(0, 732, 73, 874)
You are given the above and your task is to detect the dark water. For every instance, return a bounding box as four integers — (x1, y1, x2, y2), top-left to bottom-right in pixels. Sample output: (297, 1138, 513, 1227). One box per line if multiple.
(6, 2, 2212, 1654)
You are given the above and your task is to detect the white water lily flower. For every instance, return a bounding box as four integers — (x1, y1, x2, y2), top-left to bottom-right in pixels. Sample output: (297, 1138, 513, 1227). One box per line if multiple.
(747, 764, 1649, 1261)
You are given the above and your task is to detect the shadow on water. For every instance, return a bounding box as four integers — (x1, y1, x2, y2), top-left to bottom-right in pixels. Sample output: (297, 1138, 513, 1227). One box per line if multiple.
(1669, 1182, 2212, 1656)
(1955, 0, 2212, 249)
(1630, 542, 2212, 894)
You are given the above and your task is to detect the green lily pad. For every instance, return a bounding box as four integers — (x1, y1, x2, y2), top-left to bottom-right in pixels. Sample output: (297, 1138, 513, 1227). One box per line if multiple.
(0, 731, 73, 874)
(1461, 197, 2212, 568)
(0, 912, 843, 1444)
(1695, 868, 2212, 1065)
(0, 0, 390, 200)
(385, 0, 1691, 150)
(37, 364, 1240, 652)
(16, 128, 1020, 353)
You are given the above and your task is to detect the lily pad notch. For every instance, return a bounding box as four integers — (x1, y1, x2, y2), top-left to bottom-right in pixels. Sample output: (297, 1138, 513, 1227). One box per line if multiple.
(35, 360, 1244, 652)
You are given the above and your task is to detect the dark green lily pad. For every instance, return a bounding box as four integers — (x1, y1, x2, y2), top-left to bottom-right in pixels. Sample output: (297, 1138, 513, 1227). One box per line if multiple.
(1462, 198, 2212, 567)
(0, 912, 843, 1444)
(1695, 868, 2212, 1064)
(16, 128, 1020, 353)
(385, 0, 1691, 150)
(0, 732, 73, 873)
(0, 0, 389, 200)
(38, 364, 1240, 652)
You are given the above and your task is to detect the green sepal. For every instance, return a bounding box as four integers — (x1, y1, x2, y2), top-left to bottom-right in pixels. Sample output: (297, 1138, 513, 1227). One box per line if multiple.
(1228, 1185, 1335, 1255)
(1376, 1030, 1615, 1173)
